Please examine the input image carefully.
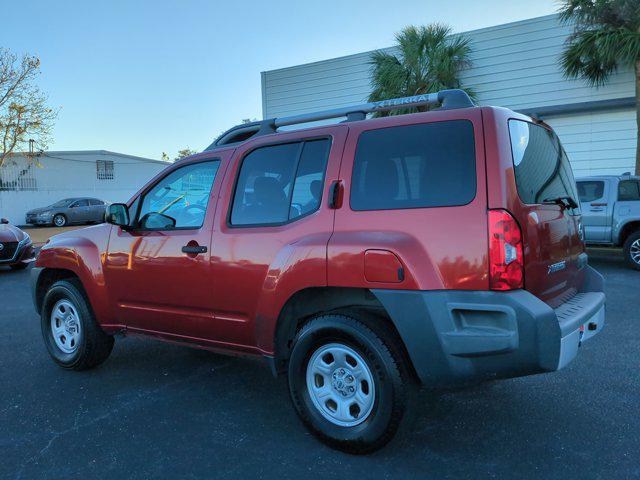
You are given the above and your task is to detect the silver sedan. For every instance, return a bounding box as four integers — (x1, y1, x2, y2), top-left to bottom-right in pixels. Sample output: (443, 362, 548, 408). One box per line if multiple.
(25, 198, 108, 227)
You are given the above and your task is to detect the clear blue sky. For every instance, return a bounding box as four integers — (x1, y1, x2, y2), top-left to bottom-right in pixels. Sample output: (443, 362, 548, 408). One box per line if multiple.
(4, 0, 558, 160)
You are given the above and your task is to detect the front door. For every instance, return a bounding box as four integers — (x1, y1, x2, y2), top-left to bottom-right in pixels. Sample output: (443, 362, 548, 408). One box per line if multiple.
(104, 156, 225, 340)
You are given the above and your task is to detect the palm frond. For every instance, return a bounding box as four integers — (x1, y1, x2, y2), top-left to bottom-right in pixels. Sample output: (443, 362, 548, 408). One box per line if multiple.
(561, 27, 640, 85)
(368, 23, 474, 115)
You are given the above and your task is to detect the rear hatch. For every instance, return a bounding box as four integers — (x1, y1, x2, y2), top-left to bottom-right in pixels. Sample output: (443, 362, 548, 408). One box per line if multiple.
(507, 119, 585, 307)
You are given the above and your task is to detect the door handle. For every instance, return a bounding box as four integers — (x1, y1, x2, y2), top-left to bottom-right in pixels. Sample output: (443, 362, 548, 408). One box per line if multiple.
(589, 208, 604, 212)
(328, 180, 343, 209)
(182, 245, 207, 254)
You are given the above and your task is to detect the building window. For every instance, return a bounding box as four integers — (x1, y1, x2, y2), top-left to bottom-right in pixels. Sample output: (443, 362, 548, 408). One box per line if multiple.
(0, 161, 38, 191)
(96, 160, 114, 180)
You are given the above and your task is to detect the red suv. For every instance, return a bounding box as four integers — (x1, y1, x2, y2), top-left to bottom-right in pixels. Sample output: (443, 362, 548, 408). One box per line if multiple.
(32, 90, 605, 453)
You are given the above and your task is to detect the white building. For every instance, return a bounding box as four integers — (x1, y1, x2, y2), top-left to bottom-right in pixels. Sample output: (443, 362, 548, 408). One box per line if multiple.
(0, 150, 169, 224)
(261, 14, 637, 177)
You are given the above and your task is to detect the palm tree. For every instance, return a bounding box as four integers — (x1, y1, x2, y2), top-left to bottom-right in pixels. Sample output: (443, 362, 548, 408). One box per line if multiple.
(559, 0, 640, 174)
(368, 24, 474, 116)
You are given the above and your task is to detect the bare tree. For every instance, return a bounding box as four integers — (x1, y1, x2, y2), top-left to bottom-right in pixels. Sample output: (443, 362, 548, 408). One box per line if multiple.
(0, 48, 57, 167)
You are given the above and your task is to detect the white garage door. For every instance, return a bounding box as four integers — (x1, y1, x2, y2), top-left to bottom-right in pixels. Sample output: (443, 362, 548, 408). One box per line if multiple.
(546, 108, 637, 177)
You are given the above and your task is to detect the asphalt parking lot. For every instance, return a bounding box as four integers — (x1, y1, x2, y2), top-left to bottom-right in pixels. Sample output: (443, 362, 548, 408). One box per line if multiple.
(1, 249, 639, 480)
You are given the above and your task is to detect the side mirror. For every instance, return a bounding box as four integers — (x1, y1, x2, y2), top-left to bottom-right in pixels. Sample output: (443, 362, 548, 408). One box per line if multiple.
(0, 218, 8, 224)
(105, 203, 130, 227)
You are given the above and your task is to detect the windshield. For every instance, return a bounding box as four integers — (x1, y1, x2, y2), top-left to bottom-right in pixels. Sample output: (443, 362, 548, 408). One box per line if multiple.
(508, 120, 580, 212)
(50, 199, 74, 208)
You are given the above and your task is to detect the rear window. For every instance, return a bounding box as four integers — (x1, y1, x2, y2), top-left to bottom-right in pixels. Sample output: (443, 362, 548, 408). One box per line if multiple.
(350, 120, 476, 211)
(509, 120, 579, 208)
(577, 181, 604, 203)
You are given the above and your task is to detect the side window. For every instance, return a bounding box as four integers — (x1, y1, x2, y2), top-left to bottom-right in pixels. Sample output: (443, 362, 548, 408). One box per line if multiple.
(136, 161, 219, 230)
(350, 120, 476, 211)
(618, 180, 640, 201)
(231, 139, 330, 226)
(72, 199, 89, 208)
(89, 199, 104, 206)
(577, 181, 605, 203)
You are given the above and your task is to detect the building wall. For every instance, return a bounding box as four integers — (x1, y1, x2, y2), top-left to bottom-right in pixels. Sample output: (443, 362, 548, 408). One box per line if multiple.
(546, 109, 637, 176)
(0, 151, 168, 224)
(261, 14, 637, 177)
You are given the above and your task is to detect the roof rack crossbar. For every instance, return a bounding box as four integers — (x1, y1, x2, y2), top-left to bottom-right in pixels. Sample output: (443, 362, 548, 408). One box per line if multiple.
(208, 89, 473, 149)
(274, 89, 473, 127)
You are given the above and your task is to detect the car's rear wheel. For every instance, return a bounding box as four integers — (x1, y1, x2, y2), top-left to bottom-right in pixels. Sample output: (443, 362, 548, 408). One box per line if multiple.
(41, 279, 114, 370)
(288, 314, 407, 454)
(623, 231, 640, 270)
(53, 214, 67, 227)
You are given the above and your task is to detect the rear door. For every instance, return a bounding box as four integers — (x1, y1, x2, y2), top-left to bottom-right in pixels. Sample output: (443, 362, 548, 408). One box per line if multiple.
(329, 109, 488, 291)
(505, 118, 584, 307)
(69, 199, 91, 223)
(208, 127, 346, 350)
(88, 199, 107, 223)
(577, 179, 611, 242)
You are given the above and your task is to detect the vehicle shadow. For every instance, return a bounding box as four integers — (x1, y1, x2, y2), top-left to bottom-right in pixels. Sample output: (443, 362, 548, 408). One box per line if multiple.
(71, 335, 612, 466)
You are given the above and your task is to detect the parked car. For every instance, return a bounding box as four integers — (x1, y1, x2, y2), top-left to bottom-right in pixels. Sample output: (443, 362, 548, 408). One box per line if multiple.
(31, 89, 605, 453)
(0, 218, 35, 270)
(25, 198, 108, 227)
(576, 174, 640, 269)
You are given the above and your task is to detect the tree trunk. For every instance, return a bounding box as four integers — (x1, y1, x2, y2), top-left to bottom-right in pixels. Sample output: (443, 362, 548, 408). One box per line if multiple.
(636, 60, 640, 175)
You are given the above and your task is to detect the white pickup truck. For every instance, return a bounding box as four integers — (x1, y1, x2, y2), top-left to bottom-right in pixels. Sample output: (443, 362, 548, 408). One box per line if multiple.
(577, 174, 640, 269)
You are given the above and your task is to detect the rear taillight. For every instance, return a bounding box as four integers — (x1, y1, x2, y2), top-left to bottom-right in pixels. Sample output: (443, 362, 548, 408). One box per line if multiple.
(488, 209, 524, 291)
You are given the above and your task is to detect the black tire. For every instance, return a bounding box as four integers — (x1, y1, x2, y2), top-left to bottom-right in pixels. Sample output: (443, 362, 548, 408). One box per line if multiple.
(288, 314, 408, 454)
(10, 263, 28, 270)
(53, 214, 67, 227)
(623, 231, 640, 270)
(41, 279, 114, 370)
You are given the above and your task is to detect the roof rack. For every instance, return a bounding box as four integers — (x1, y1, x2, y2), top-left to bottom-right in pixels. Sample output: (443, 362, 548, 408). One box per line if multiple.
(205, 88, 474, 150)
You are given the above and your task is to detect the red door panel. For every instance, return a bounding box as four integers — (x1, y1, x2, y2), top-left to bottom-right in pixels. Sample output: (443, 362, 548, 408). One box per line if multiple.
(103, 153, 231, 342)
(209, 126, 347, 353)
(329, 109, 489, 291)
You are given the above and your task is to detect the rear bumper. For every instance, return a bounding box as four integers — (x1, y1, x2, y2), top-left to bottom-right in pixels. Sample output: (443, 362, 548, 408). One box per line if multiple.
(372, 266, 605, 386)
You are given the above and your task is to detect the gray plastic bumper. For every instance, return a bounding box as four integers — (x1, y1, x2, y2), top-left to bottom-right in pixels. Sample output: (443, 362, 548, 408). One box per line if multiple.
(372, 266, 605, 386)
(30, 266, 45, 314)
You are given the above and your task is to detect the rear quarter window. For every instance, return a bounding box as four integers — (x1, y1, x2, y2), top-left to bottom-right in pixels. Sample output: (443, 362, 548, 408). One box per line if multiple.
(350, 120, 476, 211)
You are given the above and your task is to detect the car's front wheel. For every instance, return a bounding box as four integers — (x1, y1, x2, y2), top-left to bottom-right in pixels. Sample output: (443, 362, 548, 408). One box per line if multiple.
(288, 314, 408, 454)
(41, 279, 114, 370)
(623, 231, 640, 270)
(53, 214, 67, 227)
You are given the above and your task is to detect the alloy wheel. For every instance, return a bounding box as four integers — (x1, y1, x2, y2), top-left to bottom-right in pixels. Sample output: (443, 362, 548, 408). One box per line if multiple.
(630, 239, 640, 266)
